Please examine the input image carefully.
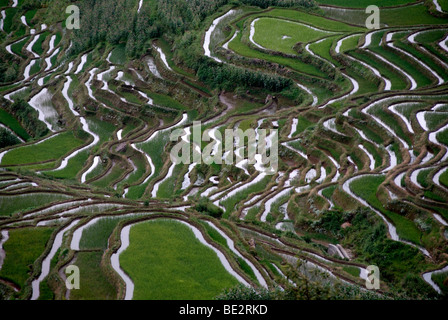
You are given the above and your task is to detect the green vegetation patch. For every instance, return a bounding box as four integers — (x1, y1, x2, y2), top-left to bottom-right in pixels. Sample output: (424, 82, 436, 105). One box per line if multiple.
(221, 174, 272, 216)
(0, 227, 54, 289)
(431, 271, 448, 296)
(309, 35, 340, 65)
(349, 50, 407, 91)
(425, 112, 448, 132)
(24, 9, 37, 26)
(322, 3, 446, 27)
(1, 131, 84, 166)
(440, 169, 448, 189)
(339, 34, 361, 53)
(145, 91, 188, 111)
(381, 4, 448, 26)
(0, 193, 71, 216)
(70, 251, 117, 300)
(292, 116, 315, 136)
(436, 127, 448, 146)
(252, 17, 336, 55)
(264, 8, 364, 32)
(10, 36, 29, 58)
(32, 31, 50, 56)
(108, 44, 126, 65)
(120, 220, 240, 300)
(0, 108, 30, 140)
(350, 175, 423, 245)
(91, 162, 125, 189)
(46, 118, 116, 180)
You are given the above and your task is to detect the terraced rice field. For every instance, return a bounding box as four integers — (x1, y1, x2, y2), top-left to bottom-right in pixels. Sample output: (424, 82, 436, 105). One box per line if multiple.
(0, 0, 447, 301)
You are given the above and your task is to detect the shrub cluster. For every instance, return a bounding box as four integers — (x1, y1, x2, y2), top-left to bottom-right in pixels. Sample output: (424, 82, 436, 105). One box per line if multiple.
(195, 197, 224, 218)
(0, 128, 21, 149)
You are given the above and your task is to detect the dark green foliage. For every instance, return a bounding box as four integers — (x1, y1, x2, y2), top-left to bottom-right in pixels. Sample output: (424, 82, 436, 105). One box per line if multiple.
(279, 85, 304, 104)
(71, 0, 156, 57)
(0, 62, 19, 83)
(310, 209, 346, 237)
(197, 60, 293, 91)
(0, 47, 19, 83)
(344, 210, 432, 298)
(21, 0, 43, 11)
(399, 273, 436, 299)
(154, 0, 228, 35)
(195, 197, 224, 218)
(216, 269, 385, 300)
(304, 208, 432, 298)
(70, 0, 306, 92)
(70, 0, 316, 58)
(0, 127, 20, 148)
(0, 282, 14, 300)
(71, 0, 231, 57)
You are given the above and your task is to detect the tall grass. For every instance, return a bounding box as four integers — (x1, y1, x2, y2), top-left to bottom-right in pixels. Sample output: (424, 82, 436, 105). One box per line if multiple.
(127, 129, 172, 198)
(394, 41, 448, 82)
(46, 118, 115, 180)
(431, 271, 448, 296)
(322, 185, 336, 200)
(363, 142, 382, 168)
(339, 34, 361, 53)
(198, 221, 229, 249)
(291, 116, 314, 137)
(144, 91, 189, 111)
